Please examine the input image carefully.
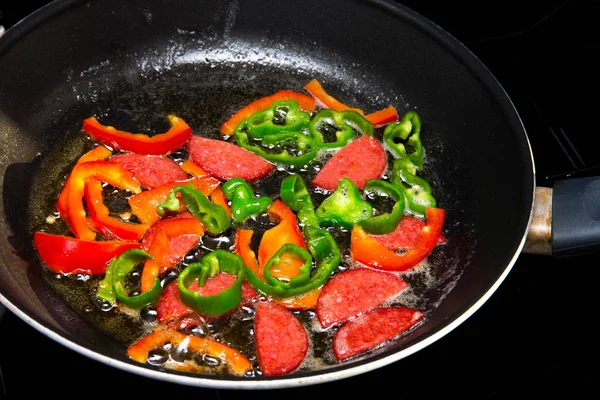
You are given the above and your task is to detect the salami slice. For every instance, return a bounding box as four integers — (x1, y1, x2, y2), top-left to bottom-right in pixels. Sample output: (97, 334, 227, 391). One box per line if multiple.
(316, 267, 408, 328)
(254, 301, 309, 376)
(312, 135, 386, 191)
(368, 215, 447, 251)
(333, 306, 424, 361)
(187, 136, 274, 181)
(157, 274, 257, 327)
(110, 152, 188, 189)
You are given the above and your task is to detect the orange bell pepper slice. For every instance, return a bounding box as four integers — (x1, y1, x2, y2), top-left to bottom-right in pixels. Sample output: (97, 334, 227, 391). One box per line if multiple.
(127, 328, 252, 376)
(60, 161, 142, 241)
(56, 145, 113, 221)
(350, 207, 446, 272)
(235, 200, 321, 310)
(128, 176, 220, 226)
(82, 114, 192, 155)
(365, 105, 399, 127)
(220, 90, 317, 136)
(84, 179, 148, 241)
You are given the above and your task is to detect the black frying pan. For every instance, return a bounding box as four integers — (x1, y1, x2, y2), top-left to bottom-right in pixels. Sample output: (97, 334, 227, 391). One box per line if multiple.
(0, 0, 591, 392)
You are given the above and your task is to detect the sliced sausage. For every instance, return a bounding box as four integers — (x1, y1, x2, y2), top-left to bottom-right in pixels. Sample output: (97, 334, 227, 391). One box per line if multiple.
(312, 135, 386, 191)
(316, 267, 408, 328)
(187, 136, 274, 181)
(333, 306, 424, 361)
(254, 300, 309, 376)
(110, 152, 188, 189)
(368, 215, 447, 251)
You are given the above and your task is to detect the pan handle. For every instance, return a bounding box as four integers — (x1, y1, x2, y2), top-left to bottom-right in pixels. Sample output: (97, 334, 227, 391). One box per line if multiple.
(524, 176, 600, 257)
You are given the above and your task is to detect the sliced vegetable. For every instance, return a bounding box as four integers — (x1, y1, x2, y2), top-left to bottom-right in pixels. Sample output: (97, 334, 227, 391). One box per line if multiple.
(33, 231, 141, 275)
(178, 250, 245, 316)
(82, 115, 192, 155)
(220, 90, 317, 136)
(383, 110, 423, 172)
(391, 158, 437, 218)
(316, 177, 373, 229)
(244, 100, 311, 138)
(308, 109, 373, 150)
(365, 105, 399, 128)
(221, 178, 272, 223)
(127, 328, 253, 376)
(111, 248, 162, 309)
(358, 179, 405, 235)
(303, 78, 365, 114)
(350, 207, 445, 272)
(157, 184, 231, 235)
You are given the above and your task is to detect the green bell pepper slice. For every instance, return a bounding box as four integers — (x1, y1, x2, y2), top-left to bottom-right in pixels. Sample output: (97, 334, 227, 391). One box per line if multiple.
(391, 159, 437, 218)
(383, 110, 423, 173)
(279, 173, 319, 228)
(157, 184, 231, 235)
(262, 243, 313, 289)
(243, 227, 340, 298)
(108, 248, 162, 309)
(308, 109, 374, 149)
(245, 100, 311, 138)
(234, 126, 319, 168)
(177, 249, 245, 316)
(316, 177, 373, 229)
(358, 179, 406, 234)
(221, 178, 272, 223)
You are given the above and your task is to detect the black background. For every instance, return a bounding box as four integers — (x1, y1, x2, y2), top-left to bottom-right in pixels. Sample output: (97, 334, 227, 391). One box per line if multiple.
(0, 1, 598, 398)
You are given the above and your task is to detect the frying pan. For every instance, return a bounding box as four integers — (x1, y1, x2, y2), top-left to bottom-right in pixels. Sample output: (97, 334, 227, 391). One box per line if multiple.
(0, 0, 591, 391)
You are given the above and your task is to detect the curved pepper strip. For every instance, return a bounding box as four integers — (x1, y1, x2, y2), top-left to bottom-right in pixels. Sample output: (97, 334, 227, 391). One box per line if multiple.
(57, 145, 114, 223)
(157, 184, 231, 235)
(82, 115, 192, 155)
(262, 244, 313, 289)
(178, 250, 245, 316)
(33, 231, 141, 275)
(84, 178, 148, 241)
(220, 90, 317, 136)
(316, 177, 373, 229)
(308, 109, 374, 150)
(234, 125, 319, 168)
(303, 79, 365, 114)
(391, 158, 437, 218)
(383, 111, 423, 172)
(365, 105, 399, 128)
(60, 161, 142, 241)
(279, 173, 319, 228)
(245, 100, 311, 139)
(221, 178, 272, 223)
(127, 328, 253, 376)
(351, 207, 445, 272)
(108, 248, 162, 309)
(358, 179, 406, 235)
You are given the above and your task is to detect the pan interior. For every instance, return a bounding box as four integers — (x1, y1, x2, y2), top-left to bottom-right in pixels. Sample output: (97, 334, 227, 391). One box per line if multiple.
(0, 0, 534, 387)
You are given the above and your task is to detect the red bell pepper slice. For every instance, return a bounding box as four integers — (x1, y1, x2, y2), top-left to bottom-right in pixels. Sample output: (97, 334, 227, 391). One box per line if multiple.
(220, 90, 317, 136)
(56, 145, 113, 221)
(126, 328, 253, 376)
(140, 216, 205, 292)
(82, 114, 192, 155)
(128, 175, 221, 226)
(84, 178, 149, 241)
(33, 231, 141, 275)
(60, 161, 142, 241)
(350, 207, 446, 272)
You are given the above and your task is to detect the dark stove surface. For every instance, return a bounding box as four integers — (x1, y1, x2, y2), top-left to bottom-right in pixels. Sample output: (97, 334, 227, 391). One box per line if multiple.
(0, 1, 597, 397)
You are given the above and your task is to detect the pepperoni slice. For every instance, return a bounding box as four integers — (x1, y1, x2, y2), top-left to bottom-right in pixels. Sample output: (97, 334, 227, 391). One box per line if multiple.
(110, 153, 188, 189)
(316, 268, 408, 328)
(187, 136, 274, 182)
(368, 215, 447, 250)
(157, 274, 257, 327)
(254, 301, 309, 376)
(312, 135, 386, 191)
(333, 306, 424, 361)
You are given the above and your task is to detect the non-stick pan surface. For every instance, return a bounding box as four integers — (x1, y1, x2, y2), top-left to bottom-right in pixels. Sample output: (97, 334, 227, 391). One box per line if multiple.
(0, 0, 534, 389)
